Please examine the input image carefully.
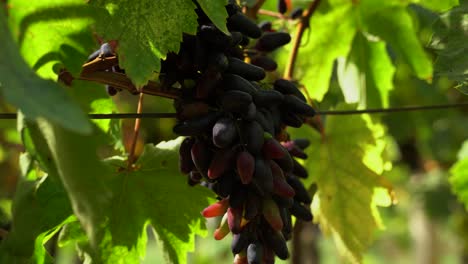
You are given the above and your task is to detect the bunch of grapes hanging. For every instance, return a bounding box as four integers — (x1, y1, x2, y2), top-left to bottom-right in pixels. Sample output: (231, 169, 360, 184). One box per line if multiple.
(171, 2, 315, 263)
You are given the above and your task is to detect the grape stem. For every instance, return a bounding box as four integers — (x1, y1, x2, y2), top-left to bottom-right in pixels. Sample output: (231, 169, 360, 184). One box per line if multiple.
(257, 9, 290, 20)
(127, 92, 144, 169)
(59, 57, 181, 99)
(245, 0, 267, 19)
(283, 0, 322, 80)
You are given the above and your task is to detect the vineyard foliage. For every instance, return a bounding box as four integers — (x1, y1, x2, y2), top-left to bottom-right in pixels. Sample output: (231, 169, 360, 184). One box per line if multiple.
(0, 0, 467, 263)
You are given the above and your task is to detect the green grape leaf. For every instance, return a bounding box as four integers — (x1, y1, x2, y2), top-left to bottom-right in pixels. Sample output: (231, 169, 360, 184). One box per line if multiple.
(8, 0, 98, 79)
(290, 104, 392, 263)
(37, 119, 212, 263)
(337, 32, 395, 108)
(0, 9, 91, 134)
(90, 0, 199, 87)
(417, 0, 459, 11)
(293, 3, 356, 101)
(101, 139, 213, 264)
(197, 0, 229, 34)
(430, 1, 468, 91)
(450, 140, 468, 209)
(364, 6, 433, 80)
(0, 175, 73, 264)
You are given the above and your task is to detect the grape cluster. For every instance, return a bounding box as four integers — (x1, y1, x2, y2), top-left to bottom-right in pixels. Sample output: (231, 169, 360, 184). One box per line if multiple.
(169, 2, 315, 263)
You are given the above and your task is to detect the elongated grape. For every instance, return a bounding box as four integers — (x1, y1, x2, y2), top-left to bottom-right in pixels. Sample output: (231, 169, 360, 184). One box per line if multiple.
(272, 168, 295, 198)
(289, 201, 313, 221)
(290, 7, 303, 19)
(282, 141, 308, 159)
(191, 140, 212, 176)
(282, 94, 315, 117)
(242, 102, 257, 121)
(273, 150, 294, 172)
(179, 137, 195, 174)
(286, 175, 311, 204)
(292, 159, 309, 178)
(227, 57, 266, 81)
(208, 148, 236, 179)
(262, 227, 289, 260)
(214, 213, 230, 240)
(228, 206, 243, 234)
(253, 158, 273, 194)
(212, 117, 237, 148)
(273, 79, 307, 102)
(223, 74, 258, 95)
(272, 194, 293, 208)
(281, 111, 303, 128)
(262, 138, 288, 159)
(244, 193, 260, 220)
(263, 199, 283, 231)
(293, 138, 310, 149)
(232, 232, 250, 254)
(253, 90, 284, 107)
(227, 12, 262, 39)
(237, 151, 255, 184)
(243, 121, 264, 154)
(254, 110, 274, 135)
(247, 242, 263, 264)
(277, 0, 287, 14)
(251, 55, 278, 71)
(258, 21, 273, 31)
(221, 90, 253, 113)
(255, 32, 291, 52)
(202, 198, 229, 218)
(280, 208, 292, 240)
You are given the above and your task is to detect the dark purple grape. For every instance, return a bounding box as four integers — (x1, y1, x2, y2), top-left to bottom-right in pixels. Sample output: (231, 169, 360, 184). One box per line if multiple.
(256, 32, 291, 52)
(227, 13, 262, 39)
(251, 56, 278, 71)
(258, 21, 272, 32)
(227, 57, 266, 81)
(290, 7, 303, 19)
(106, 85, 118, 96)
(277, 0, 287, 14)
(212, 117, 237, 148)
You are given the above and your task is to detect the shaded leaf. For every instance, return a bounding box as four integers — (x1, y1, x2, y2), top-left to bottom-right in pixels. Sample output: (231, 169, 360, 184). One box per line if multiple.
(38, 119, 212, 263)
(290, 103, 392, 263)
(90, 0, 199, 87)
(197, 0, 229, 34)
(417, 0, 459, 11)
(0, 175, 73, 264)
(430, 1, 468, 91)
(0, 9, 91, 134)
(101, 139, 213, 264)
(365, 6, 433, 80)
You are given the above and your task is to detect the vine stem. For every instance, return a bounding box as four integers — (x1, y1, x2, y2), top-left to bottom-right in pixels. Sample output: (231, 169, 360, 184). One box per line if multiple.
(281, 0, 324, 136)
(283, 0, 321, 80)
(245, 0, 267, 19)
(127, 92, 144, 169)
(257, 9, 288, 19)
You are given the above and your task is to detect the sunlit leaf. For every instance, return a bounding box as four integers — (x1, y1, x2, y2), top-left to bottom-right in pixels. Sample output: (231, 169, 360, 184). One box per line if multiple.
(90, 0, 199, 87)
(290, 103, 392, 263)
